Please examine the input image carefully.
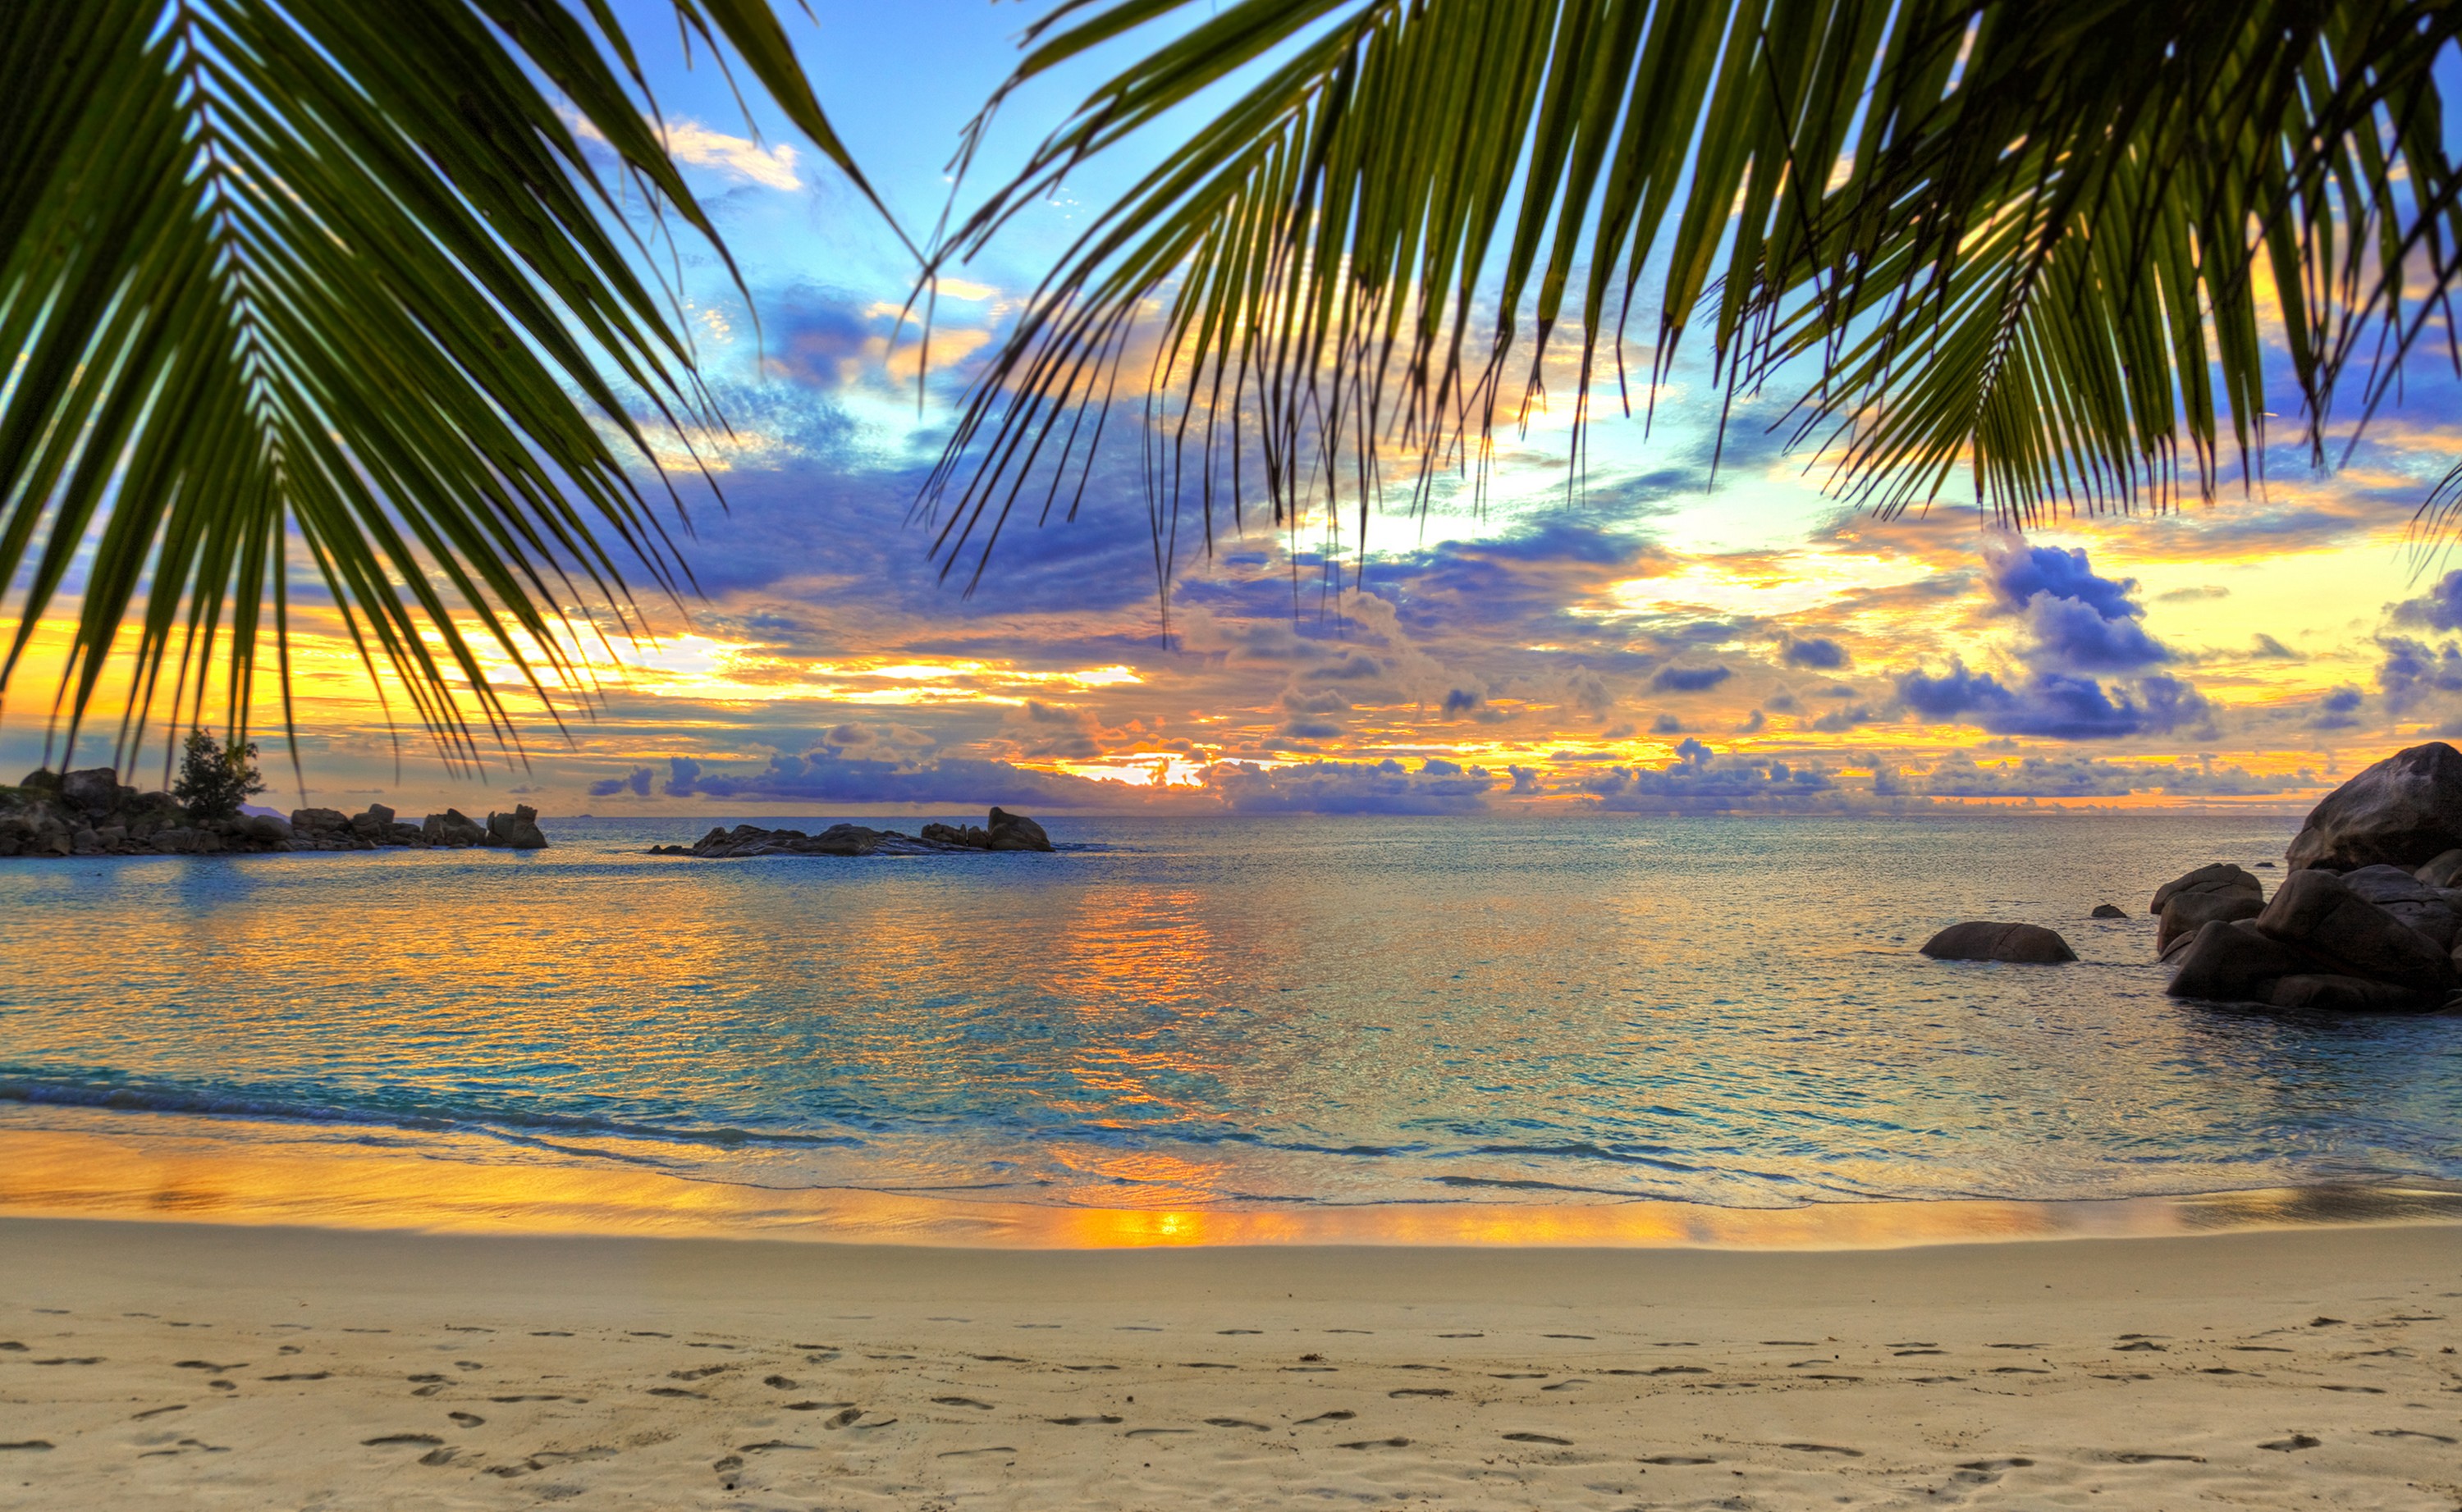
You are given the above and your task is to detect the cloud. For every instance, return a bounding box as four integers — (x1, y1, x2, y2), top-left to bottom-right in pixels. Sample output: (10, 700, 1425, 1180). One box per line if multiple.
(1896, 661, 2167, 739)
(1442, 687, 1484, 715)
(1207, 757, 1496, 815)
(1650, 664, 1732, 692)
(588, 765, 656, 798)
(2249, 633, 2303, 660)
(2390, 570, 2462, 633)
(657, 120, 800, 190)
(2312, 684, 2367, 730)
(1650, 714, 1683, 733)
(1915, 749, 2292, 797)
(1779, 635, 1850, 669)
(2377, 636, 2462, 715)
(1577, 744, 1843, 814)
(1988, 541, 2169, 672)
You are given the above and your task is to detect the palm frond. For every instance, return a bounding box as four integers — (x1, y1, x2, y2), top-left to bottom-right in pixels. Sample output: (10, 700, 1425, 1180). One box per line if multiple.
(0, 0, 877, 774)
(922, 0, 2461, 585)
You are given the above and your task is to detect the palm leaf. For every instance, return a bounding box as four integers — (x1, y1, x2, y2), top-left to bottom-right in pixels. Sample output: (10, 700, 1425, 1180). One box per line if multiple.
(0, 0, 880, 775)
(922, 0, 2461, 587)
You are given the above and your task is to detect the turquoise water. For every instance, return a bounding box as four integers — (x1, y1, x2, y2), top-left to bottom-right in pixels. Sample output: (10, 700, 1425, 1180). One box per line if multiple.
(1, 812, 2458, 1213)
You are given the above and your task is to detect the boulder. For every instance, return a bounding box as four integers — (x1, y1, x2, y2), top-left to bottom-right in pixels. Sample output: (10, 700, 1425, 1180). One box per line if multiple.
(58, 767, 121, 815)
(2149, 862, 2263, 916)
(238, 814, 293, 844)
(1920, 921, 2079, 963)
(2254, 868, 2455, 992)
(920, 821, 994, 849)
(2089, 902, 2128, 919)
(2166, 919, 2321, 1002)
(348, 803, 396, 839)
(2264, 974, 2440, 1013)
(291, 807, 350, 835)
(17, 768, 61, 794)
(486, 805, 547, 849)
(986, 806, 1054, 852)
(423, 809, 488, 847)
(2338, 863, 2460, 950)
(2286, 741, 2462, 871)
(2418, 847, 2462, 888)
(2157, 889, 2263, 952)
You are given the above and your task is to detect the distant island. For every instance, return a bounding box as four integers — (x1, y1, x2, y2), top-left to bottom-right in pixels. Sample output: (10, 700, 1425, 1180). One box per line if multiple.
(653, 806, 1055, 857)
(0, 766, 545, 857)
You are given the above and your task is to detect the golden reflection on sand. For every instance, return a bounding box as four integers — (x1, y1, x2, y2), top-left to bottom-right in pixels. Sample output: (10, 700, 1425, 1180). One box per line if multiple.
(3, 1122, 2455, 1250)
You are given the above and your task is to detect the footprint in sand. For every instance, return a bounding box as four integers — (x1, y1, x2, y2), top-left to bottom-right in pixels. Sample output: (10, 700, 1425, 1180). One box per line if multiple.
(936, 1446, 1015, 1457)
(1541, 1380, 1589, 1391)
(1489, 1372, 1548, 1380)
(173, 1360, 240, 1372)
(448, 1412, 484, 1427)
(819, 1408, 863, 1428)
(262, 1371, 328, 1381)
(784, 1401, 854, 1413)
(1389, 1388, 1453, 1398)
(668, 1365, 729, 1381)
(2322, 1385, 2386, 1394)
(1047, 1415, 1123, 1426)
(1952, 1457, 2034, 1484)
(1781, 1443, 1863, 1457)
(646, 1387, 706, 1399)
(1297, 1411, 1355, 1425)
(363, 1433, 446, 1447)
(130, 1406, 185, 1421)
(1126, 1427, 1192, 1438)
(1218, 1329, 1262, 1336)
(1988, 1342, 2048, 1350)
(2108, 1451, 2206, 1464)
(1503, 1432, 1572, 1445)
(2372, 1428, 2457, 1443)
(529, 1331, 572, 1338)
(933, 1396, 995, 1410)
(1338, 1437, 1410, 1450)
(1641, 1455, 1714, 1466)
(2260, 1435, 2321, 1452)
(1205, 1418, 1268, 1430)
(0, 1443, 53, 1453)
(34, 1358, 100, 1367)
(1542, 1333, 1594, 1340)
(763, 1375, 797, 1389)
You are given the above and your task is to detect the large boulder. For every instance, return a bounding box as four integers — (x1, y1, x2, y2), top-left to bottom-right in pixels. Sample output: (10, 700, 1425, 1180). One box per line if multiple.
(2254, 868, 2455, 992)
(2286, 741, 2462, 871)
(58, 767, 122, 816)
(2338, 863, 2460, 950)
(485, 805, 547, 849)
(2165, 919, 2320, 1002)
(2149, 862, 2263, 916)
(986, 806, 1054, 852)
(1920, 921, 2078, 963)
(349, 802, 396, 840)
(2157, 889, 2263, 952)
(291, 806, 350, 835)
(2417, 847, 2462, 888)
(423, 809, 488, 847)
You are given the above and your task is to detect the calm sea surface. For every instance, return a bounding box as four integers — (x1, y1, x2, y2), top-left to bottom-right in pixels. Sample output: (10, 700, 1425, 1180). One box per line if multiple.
(2, 812, 2459, 1222)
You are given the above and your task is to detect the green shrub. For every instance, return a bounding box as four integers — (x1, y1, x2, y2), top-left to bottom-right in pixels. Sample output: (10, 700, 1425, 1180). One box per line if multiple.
(172, 729, 265, 822)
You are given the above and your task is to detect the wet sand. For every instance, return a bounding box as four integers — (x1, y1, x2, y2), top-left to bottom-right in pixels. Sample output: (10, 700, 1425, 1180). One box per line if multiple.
(2, 1216, 2458, 1509)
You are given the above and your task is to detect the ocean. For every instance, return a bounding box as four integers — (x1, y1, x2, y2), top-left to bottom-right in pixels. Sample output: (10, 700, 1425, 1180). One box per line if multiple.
(2, 811, 2458, 1239)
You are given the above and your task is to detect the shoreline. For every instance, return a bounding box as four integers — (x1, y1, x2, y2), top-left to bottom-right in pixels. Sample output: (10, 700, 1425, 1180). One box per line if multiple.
(5, 1215, 2456, 1508)
(6, 1118, 2459, 1251)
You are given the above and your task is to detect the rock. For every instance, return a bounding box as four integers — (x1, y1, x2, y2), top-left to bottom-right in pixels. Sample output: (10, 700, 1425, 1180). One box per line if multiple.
(2149, 862, 2263, 916)
(17, 768, 61, 794)
(2254, 868, 2455, 992)
(94, 825, 127, 848)
(2157, 888, 2264, 952)
(485, 805, 547, 849)
(1920, 921, 2078, 963)
(2286, 741, 2462, 871)
(2338, 863, 2460, 949)
(423, 809, 488, 847)
(291, 807, 350, 835)
(348, 803, 396, 839)
(386, 820, 425, 845)
(2264, 974, 2440, 1013)
(986, 806, 1054, 852)
(919, 822, 993, 849)
(58, 767, 121, 815)
(2166, 919, 2321, 1002)
(239, 814, 294, 844)
(2417, 847, 2462, 888)
(2089, 902, 2128, 919)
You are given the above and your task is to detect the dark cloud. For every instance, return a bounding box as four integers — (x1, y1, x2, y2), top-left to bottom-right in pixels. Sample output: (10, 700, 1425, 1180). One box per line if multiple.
(1919, 750, 2304, 797)
(1988, 542, 2169, 672)
(1650, 714, 1683, 734)
(1650, 664, 1732, 692)
(2312, 684, 2367, 731)
(1780, 635, 1849, 669)
(2377, 636, 2462, 715)
(1897, 662, 2144, 739)
(1442, 687, 1485, 715)
(588, 765, 656, 797)
(1207, 757, 1497, 815)
(2391, 570, 2462, 633)
(1577, 743, 1842, 814)
(2250, 633, 2303, 660)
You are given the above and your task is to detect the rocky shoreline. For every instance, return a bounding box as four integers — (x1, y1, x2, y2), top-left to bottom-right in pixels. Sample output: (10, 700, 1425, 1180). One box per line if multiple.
(1926, 741, 2462, 1013)
(0, 766, 546, 857)
(651, 806, 1055, 858)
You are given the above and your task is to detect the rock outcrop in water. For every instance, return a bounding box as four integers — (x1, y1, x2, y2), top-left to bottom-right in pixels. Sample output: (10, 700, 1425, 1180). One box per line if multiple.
(0, 768, 547, 856)
(2149, 747, 2462, 1011)
(654, 807, 1058, 859)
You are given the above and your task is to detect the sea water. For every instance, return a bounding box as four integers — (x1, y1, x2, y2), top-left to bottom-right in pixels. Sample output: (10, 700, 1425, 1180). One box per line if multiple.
(2, 812, 2458, 1227)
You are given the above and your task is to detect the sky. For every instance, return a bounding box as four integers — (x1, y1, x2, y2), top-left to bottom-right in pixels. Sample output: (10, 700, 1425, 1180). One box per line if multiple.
(11, 2, 2462, 819)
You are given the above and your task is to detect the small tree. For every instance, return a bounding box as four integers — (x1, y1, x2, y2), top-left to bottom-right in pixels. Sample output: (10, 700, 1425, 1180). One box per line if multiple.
(173, 729, 265, 822)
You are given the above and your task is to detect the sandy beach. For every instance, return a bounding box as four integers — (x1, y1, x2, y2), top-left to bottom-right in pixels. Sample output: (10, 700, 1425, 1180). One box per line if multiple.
(3, 1216, 2457, 1510)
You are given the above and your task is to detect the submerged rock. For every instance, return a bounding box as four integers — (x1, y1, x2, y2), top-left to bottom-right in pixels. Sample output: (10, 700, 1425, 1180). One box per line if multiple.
(1920, 921, 2078, 964)
(2166, 919, 2318, 1002)
(2090, 902, 2128, 919)
(2287, 741, 2462, 872)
